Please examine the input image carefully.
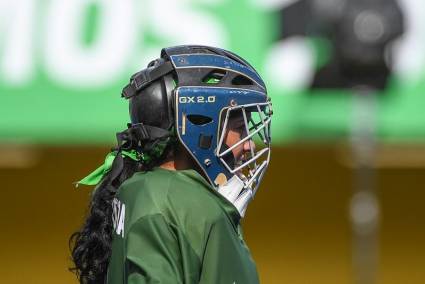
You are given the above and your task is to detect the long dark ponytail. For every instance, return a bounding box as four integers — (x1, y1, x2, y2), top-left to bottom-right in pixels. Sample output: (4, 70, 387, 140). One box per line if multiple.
(69, 156, 138, 283)
(69, 130, 174, 283)
(70, 56, 177, 283)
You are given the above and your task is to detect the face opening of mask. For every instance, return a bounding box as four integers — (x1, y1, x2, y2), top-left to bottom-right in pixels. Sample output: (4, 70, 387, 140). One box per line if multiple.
(217, 101, 272, 193)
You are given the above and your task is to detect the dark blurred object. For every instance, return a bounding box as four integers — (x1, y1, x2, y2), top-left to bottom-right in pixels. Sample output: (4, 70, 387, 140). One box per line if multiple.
(280, 0, 404, 90)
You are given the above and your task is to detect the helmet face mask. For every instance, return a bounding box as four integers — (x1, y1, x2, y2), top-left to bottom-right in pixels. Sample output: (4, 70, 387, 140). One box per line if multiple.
(217, 102, 272, 194)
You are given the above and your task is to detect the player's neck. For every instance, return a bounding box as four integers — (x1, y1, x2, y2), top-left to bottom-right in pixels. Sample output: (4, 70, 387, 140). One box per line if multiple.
(159, 152, 192, 171)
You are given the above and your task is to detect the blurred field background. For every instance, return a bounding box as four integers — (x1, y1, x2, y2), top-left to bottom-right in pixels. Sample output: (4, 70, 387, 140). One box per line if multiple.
(1, 0, 424, 283)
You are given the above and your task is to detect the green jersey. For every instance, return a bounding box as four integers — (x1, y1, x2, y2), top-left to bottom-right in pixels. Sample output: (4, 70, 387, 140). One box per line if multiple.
(106, 167, 259, 284)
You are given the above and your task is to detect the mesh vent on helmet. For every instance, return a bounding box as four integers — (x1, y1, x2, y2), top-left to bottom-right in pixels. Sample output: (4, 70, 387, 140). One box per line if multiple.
(202, 70, 226, 84)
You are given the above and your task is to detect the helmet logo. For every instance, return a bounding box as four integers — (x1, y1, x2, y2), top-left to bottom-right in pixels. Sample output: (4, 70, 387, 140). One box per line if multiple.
(179, 95, 216, 104)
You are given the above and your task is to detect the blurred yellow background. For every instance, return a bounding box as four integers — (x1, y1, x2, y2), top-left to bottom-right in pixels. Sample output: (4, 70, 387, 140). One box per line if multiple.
(0, 145, 423, 284)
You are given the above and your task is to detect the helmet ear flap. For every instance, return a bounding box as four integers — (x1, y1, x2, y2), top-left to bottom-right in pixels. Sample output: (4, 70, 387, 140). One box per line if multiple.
(129, 74, 175, 131)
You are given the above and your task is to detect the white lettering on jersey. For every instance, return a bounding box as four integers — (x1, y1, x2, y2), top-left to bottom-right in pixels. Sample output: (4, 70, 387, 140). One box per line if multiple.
(112, 198, 125, 238)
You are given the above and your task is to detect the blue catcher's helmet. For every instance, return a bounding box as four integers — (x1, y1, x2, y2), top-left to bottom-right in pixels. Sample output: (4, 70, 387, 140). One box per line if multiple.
(122, 45, 272, 194)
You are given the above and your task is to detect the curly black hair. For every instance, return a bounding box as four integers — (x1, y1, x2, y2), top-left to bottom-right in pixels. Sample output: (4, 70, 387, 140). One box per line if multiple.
(69, 143, 174, 284)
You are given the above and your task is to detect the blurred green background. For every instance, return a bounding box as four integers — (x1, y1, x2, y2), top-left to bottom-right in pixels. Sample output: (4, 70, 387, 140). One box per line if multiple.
(1, 0, 425, 144)
(0, 0, 424, 283)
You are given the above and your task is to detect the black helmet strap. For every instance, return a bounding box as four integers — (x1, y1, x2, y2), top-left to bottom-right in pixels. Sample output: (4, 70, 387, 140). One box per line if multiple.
(121, 61, 174, 99)
(106, 123, 171, 184)
(116, 123, 171, 151)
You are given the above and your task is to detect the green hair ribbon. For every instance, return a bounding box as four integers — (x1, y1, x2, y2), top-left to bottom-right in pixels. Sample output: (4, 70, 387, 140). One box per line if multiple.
(75, 150, 141, 187)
